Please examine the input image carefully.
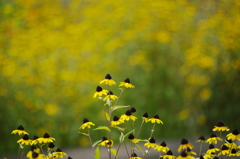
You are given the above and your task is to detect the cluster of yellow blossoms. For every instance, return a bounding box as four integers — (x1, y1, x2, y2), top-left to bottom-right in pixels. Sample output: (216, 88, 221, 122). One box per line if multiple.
(11, 125, 68, 159)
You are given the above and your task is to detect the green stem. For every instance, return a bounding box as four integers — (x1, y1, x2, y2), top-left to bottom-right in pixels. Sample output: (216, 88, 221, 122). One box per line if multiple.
(150, 123, 156, 138)
(137, 120, 144, 138)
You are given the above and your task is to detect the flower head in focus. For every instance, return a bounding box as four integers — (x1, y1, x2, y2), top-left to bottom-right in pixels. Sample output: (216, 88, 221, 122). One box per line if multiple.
(100, 74, 116, 86)
(79, 118, 95, 130)
(11, 125, 29, 136)
(119, 78, 135, 88)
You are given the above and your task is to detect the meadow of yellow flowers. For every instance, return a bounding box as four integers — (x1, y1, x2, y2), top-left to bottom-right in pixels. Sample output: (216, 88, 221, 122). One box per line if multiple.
(1, 0, 240, 155)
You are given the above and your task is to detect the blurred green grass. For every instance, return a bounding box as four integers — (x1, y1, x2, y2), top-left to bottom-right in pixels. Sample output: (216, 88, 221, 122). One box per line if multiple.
(0, 0, 240, 155)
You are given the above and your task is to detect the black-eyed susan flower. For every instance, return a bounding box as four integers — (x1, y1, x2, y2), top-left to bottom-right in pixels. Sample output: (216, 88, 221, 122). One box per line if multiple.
(11, 125, 29, 136)
(130, 107, 136, 113)
(162, 150, 176, 159)
(52, 148, 67, 158)
(31, 135, 40, 145)
(177, 151, 194, 159)
(226, 129, 240, 141)
(38, 133, 55, 144)
(186, 148, 197, 156)
(206, 133, 222, 144)
(119, 78, 135, 88)
(111, 116, 123, 126)
(103, 91, 118, 101)
(129, 153, 142, 159)
(144, 137, 158, 148)
(229, 149, 240, 156)
(177, 138, 194, 152)
(79, 118, 95, 130)
(148, 114, 163, 124)
(206, 144, 220, 154)
(218, 145, 230, 156)
(155, 141, 170, 153)
(128, 134, 139, 143)
(203, 152, 216, 159)
(98, 137, 114, 147)
(142, 112, 149, 123)
(100, 74, 116, 86)
(31, 152, 45, 159)
(93, 86, 108, 98)
(120, 110, 137, 122)
(223, 139, 237, 149)
(197, 135, 205, 142)
(17, 134, 32, 145)
(26, 145, 40, 159)
(212, 121, 229, 132)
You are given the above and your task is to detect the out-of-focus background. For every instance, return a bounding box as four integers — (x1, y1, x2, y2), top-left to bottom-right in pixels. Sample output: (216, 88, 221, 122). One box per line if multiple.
(1, 0, 240, 155)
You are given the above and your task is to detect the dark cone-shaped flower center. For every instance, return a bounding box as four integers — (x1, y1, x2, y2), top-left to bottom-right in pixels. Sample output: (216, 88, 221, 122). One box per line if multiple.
(199, 155, 204, 159)
(107, 91, 114, 95)
(113, 116, 119, 121)
(107, 141, 112, 145)
(48, 142, 55, 148)
(209, 144, 215, 149)
(56, 148, 62, 152)
(131, 153, 137, 157)
(17, 125, 24, 130)
(130, 107, 136, 113)
(96, 86, 102, 92)
(166, 150, 173, 155)
(221, 145, 228, 150)
(143, 112, 148, 118)
(32, 152, 39, 158)
(149, 137, 156, 143)
(160, 141, 167, 147)
(198, 135, 205, 141)
(105, 74, 112, 79)
(124, 78, 130, 83)
(43, 133, 50, 138)
(153, 114, 160, 119)
(232, 129, 239, 135)
(226, 139, 232, 143)
(210, 133, 217, 138)
(216, 121, 224, 127)
(33, 135, 39, 140)
(23, 134, 29, 140)
(231, 149, 237, 154)
(125, 110, 132, 116)
(83, 118, 89, 123)
(30, 145, 37, 151)
(180, 151, 187, 157)
(102, 136, 107, 141)
(68, 157, 72, 159)
(187, 148, 192, 152)
(213, 157, 219, 159)
(128, 134, 135, 140)
(181, 138, 188, 144)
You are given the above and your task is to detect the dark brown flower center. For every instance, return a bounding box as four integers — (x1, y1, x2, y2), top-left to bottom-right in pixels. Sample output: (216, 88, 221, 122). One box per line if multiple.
(105, 74, 112, 79)
(124, 78, 130, 83)
(96, 86, 102, 92)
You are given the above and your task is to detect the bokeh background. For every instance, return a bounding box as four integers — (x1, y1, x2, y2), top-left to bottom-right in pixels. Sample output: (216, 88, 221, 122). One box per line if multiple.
(1, 0, 240, 155)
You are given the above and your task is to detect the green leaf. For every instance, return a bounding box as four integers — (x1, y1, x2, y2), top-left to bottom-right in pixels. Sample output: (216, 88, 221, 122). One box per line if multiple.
(93, 126, 111, 132)
(111, 126, 125, 132)
(105, 112, 110, 121)
(78, 132, 89, 136)
(119, 132, 124, 143)
(111, 149, 118, 158)
(111, 105, 130, 112)
(135, 144, 144, 155)
(94, 146, 100, 159)
(92, 139, 102, 147)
